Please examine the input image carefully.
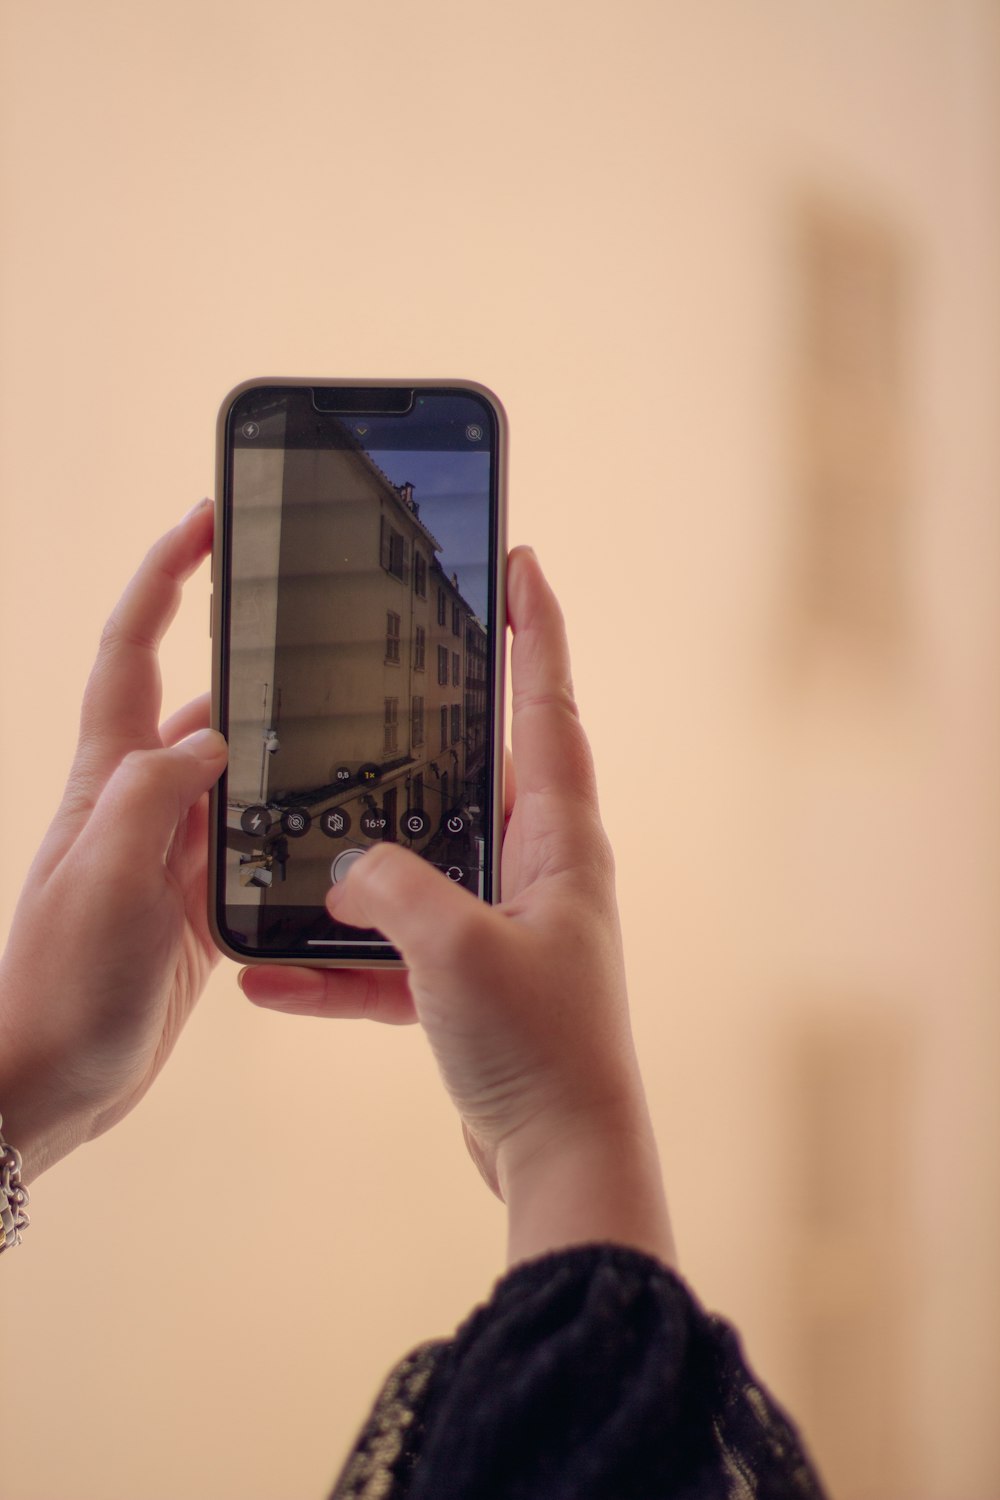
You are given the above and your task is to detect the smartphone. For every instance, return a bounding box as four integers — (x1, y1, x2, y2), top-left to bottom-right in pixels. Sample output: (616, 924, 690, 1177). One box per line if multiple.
(209, 379, 506, 966)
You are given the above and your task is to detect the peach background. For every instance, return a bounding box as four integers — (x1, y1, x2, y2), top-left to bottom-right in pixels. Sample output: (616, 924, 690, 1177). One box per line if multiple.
(1, 4, 998, 1498)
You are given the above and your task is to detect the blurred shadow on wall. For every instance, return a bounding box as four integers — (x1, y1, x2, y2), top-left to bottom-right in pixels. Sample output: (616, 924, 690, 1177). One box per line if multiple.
(779, 1011, 918, 1498)
(781, 197, 913, 691)
(770, 197, 920, 1497)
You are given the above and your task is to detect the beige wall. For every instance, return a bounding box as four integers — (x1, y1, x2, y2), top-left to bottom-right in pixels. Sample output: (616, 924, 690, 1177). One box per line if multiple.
(1, 4, 998, 1499)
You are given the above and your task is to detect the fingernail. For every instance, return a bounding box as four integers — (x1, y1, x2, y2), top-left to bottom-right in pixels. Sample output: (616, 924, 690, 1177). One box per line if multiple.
(182, 496, 213, 520)
(182, 728, 227, 760)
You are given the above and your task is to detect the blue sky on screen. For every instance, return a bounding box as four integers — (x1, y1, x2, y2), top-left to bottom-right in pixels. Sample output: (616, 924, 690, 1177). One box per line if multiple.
(369, 448, 491, 623)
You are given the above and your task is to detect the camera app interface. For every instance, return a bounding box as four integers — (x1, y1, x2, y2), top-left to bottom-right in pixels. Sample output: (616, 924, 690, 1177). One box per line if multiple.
(218, 387, 500, 959)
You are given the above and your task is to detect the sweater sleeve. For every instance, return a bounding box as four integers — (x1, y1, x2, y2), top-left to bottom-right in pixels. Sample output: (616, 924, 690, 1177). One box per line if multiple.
(329, 1244, 828, 1500)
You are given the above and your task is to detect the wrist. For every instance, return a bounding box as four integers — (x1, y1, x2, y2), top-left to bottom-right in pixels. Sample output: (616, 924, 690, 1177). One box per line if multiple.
(497, 1095, 676, 1271)
(0, 1077, 84, 1185)
(0, 959, 107, 1184)
(0, 1029, 91, 1186)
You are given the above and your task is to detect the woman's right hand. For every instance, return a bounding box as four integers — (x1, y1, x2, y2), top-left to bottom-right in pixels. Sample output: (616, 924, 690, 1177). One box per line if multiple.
(241, 547, 674, 1269)
(0, 501, 227, 1184)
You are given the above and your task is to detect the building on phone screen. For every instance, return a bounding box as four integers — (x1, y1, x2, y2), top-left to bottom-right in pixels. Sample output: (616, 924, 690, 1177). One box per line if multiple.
(226, 434, 489, 910)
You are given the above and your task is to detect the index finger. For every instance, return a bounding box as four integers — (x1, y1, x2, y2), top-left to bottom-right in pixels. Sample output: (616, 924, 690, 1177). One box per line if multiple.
(70, 498, 214, 804)
(507, 546, 599, 808)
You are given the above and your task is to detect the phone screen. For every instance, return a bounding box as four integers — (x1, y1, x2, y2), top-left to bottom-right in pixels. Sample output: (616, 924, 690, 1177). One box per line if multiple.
(211, 382, 505, 964)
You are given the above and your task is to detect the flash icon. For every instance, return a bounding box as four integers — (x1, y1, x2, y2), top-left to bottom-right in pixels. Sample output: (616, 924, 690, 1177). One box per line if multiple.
(240, 805, 272, 836)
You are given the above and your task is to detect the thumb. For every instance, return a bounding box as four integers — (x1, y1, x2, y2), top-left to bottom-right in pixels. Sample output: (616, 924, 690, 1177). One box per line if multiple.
(88, 729, 228, 869)
(328, 843, 489, 972)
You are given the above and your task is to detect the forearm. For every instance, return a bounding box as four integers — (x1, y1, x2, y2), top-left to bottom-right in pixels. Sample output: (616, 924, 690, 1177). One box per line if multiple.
(499, 1099, 676, 1271)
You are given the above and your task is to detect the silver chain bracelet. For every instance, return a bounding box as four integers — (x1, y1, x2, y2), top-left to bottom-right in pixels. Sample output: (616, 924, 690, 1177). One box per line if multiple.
(0, 1114, 30, 1253)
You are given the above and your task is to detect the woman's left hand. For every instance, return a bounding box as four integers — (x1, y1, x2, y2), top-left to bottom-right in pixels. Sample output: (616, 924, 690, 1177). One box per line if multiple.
(0, 499, 228, 1182)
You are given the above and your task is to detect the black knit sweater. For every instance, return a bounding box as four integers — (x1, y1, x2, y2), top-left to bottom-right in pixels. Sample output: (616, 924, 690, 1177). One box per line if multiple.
(330, 1245, 827, 1500)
